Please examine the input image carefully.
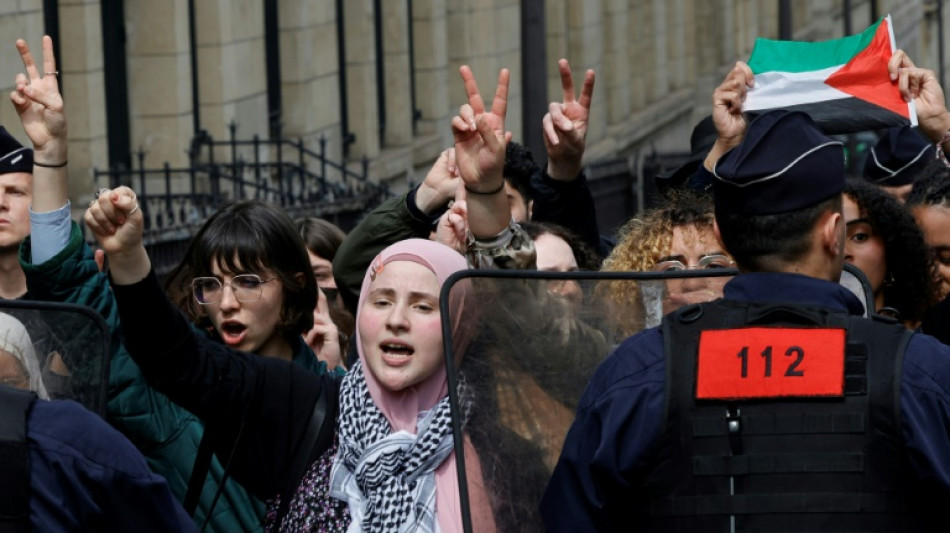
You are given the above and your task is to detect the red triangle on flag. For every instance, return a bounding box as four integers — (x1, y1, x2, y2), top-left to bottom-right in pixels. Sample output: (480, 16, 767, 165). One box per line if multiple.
(825, 22, 909, 118)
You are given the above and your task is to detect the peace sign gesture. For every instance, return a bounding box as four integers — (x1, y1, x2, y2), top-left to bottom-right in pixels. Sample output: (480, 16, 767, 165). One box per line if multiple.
(451, 65, 511, 195)
(9, 36, 66, 160)
(543, 59, 595, 182)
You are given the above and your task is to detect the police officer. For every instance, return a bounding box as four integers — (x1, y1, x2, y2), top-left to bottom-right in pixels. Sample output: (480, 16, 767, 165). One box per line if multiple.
(862, 125, 937, 202)
(1, 383, 197, 532)
(540, 105, 950, 531)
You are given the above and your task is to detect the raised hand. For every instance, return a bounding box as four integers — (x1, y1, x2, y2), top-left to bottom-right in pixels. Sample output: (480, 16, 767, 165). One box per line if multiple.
(415, 147, 460, 215)
(450, 66, 512, 239)
(888, 50, 950, 144)
(84, 187, 151, 284)
(715, 61, 754, 146)
(705, 61, 754, 171)
(451, 66, 510, 194)
(433, 200, 468, 254)
(544, 59, 595, 182)
(9, 36, 66, 160)
(303, 288, 344, 370)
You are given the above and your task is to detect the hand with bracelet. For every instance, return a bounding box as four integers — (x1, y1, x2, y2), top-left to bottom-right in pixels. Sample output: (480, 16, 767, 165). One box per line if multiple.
(10, 35, 68, 213)
(450, 65, 513, 239)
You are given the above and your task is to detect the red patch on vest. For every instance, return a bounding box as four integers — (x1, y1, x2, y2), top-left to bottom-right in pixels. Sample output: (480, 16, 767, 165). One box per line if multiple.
(695, 327, 846, 400)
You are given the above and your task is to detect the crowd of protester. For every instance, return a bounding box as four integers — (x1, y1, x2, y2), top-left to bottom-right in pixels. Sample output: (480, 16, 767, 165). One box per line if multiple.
(3, 30, 950, 532)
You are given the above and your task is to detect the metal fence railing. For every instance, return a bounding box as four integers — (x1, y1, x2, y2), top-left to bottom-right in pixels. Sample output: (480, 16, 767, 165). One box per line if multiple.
(92, 123, 393, 276)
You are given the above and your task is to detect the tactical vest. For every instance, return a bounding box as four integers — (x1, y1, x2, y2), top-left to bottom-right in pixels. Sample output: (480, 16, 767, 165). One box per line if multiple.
(635, 298, 931, 532)
(0, 385, 35, 533)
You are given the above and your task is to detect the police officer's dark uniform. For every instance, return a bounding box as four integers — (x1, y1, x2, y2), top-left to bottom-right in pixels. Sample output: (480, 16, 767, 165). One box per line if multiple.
(0, 385, 196, 531)
(540, 111, 950, 532)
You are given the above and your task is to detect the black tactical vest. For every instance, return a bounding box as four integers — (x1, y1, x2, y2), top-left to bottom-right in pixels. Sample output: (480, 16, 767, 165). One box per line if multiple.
(634, 298, 933, 532)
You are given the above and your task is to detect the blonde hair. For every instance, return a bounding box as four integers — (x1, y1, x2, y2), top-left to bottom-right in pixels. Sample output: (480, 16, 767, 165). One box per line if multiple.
(598, 190, 717, 337)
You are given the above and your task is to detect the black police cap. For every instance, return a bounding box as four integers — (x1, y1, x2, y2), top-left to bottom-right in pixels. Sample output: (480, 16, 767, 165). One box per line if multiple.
(863, 125, 933, 187)
(0, 126, 32, 175)
(712, 110, 845, 216)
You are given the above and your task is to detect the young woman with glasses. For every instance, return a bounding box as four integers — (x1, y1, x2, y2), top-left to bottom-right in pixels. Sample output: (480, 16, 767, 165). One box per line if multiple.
(10, 37, 271, 530)
(161, 200, 334, 375)
(83, 63, 522, 531)
(599, 189, 733, 336)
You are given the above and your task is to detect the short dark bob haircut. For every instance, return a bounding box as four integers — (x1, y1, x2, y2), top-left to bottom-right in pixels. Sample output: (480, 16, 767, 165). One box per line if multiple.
(165, 200, 317, 342)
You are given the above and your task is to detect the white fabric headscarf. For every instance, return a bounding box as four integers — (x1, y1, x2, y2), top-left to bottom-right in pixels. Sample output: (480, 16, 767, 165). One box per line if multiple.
(0, 312, 48, 399)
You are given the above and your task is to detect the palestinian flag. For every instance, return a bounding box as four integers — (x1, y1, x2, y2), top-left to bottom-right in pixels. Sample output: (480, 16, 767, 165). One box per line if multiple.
(744, 15, 916, 134)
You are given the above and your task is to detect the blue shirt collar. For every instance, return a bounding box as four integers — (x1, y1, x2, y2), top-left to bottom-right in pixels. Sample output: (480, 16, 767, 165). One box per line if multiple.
(723, 272, 866, 315)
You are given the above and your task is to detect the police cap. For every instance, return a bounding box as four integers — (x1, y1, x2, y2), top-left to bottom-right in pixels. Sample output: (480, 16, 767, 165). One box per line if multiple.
(712, 110, 844, 216)
(0, 126, 32, 176)
(863, 125, 933, 186)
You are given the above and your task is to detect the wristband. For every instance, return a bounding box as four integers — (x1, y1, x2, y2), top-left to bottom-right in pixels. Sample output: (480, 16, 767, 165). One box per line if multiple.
(33, 160, 67, 168)
(464, 180, 505, 195)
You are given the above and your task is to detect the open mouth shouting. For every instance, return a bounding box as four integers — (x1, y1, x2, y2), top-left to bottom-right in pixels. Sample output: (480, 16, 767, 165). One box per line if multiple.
(219, 320, 248, 346)
(379, 339, 415, 366)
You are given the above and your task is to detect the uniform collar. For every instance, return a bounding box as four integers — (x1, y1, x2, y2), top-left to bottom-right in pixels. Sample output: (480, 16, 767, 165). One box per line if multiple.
(723, 272, 866, 315)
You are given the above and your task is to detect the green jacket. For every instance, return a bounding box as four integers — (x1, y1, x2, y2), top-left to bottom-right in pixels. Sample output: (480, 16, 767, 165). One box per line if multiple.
(333, 192, 433, 315)
(333, 191, 535, 316)
(21, 222, 265, 532)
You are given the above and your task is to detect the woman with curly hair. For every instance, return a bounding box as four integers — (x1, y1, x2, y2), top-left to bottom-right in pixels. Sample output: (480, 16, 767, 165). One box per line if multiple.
(599, 190, 732, 337)
(906, 164, 950, 300)
(844, 179, 937, 327)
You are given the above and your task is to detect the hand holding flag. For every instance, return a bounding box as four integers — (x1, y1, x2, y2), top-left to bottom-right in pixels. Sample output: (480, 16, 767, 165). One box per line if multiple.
(704, 61, 755, 171)
(743, 15, 916, 134)
(888, 50, 950, 145)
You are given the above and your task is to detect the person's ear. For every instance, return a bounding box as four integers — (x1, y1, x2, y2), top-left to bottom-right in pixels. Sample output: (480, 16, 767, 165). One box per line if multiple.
(527, 199, 534, 220)
(821, 210, 844, 258)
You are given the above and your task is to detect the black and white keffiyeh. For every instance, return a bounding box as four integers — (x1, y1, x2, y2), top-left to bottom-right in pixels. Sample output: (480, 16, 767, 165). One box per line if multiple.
(329, 361, 469, 533)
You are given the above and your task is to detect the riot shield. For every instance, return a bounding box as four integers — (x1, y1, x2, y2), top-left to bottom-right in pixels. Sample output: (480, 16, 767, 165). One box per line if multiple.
(0, 299, 110, 416)
(441, 268, 736, 533)
(840, 263, 875, 318)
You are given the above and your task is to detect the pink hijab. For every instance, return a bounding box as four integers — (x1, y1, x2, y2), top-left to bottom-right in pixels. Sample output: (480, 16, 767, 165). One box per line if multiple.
(354, 239, 491, 533)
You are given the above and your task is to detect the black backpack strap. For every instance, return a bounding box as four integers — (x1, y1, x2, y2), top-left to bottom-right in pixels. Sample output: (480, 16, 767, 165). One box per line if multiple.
(183, 429, 216, 515)
(270, 376, 338, 532)
(0, 386, 37, 533)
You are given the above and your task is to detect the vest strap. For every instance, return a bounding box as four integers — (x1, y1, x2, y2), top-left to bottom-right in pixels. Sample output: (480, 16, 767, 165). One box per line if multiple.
(692, 413, 866, 437)
(693, 452, 865, 476)
(642, 492, 910, 517)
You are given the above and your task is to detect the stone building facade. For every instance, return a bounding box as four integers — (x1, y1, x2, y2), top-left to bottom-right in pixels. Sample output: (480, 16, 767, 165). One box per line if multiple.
(0, 0, 945, 222)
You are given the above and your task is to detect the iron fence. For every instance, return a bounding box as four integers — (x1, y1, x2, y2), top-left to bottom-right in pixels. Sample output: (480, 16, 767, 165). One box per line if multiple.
(92, 123, 392, 277)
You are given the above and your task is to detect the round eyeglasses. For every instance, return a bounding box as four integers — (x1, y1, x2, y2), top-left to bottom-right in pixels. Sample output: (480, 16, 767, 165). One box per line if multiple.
(654, 254, 734, 272)
(192, 274, 277, 305)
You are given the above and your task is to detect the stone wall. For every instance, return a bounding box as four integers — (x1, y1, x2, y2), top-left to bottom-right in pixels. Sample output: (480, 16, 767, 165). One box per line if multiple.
(0, 0, 945, 203)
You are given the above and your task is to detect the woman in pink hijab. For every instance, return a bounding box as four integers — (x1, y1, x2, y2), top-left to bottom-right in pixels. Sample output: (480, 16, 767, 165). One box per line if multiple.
(330, 238, 493, 533)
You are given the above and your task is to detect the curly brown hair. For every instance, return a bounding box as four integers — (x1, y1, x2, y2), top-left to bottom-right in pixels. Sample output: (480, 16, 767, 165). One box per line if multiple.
(845, 179, 937, 324)
(598, 190, 717, 336)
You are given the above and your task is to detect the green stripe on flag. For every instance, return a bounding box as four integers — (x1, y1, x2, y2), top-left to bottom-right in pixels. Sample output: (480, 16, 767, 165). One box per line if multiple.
(748, 18, 881, 74)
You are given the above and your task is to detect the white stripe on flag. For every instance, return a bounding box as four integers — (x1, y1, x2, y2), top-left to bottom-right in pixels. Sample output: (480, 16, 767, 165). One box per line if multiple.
(744, 66, 850, 111)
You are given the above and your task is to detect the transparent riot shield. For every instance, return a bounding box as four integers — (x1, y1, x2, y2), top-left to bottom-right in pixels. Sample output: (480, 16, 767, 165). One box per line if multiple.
(0, 299, 110, 416)
(441, 268, 736, 533)
(840, 263, 874, 318)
